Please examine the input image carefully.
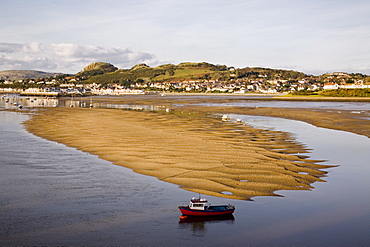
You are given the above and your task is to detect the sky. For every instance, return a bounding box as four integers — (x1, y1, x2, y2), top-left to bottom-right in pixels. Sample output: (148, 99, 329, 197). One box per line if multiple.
(1, 0, 369, 75)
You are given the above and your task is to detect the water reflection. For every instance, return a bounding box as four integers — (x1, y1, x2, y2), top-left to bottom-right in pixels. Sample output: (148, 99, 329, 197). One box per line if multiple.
(0, 94, 170, 112)
(1, 94, 60, 108)
(179, 215, 235, 236)
(195, 100, 370, 110)
(2, 93, 369, 112)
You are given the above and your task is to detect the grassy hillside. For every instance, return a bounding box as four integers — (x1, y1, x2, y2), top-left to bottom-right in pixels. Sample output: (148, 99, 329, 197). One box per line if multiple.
(319, 88, 370, 97)
(0, 70, 64, 81)
(0, 62, 309, 85)
(82, 62, 305, 86)
(153, 67, 219, 81)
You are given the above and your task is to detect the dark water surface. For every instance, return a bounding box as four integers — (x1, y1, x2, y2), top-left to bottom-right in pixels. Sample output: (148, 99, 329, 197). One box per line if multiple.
(196, 100, 370, 110)
(1, 106, 370, 246)
(1, 93, 370, 111)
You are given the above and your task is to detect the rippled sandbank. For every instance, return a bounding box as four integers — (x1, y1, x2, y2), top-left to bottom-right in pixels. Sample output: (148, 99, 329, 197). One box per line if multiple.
(25, 107, 334, 200)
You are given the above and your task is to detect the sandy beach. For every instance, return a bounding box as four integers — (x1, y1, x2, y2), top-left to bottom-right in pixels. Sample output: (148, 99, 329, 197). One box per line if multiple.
(24, 97, 348, 200)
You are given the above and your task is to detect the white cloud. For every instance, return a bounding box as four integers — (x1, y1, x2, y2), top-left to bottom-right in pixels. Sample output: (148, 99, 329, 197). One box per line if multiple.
(0, 43, 23, 53)
(0, 42, 160, 73)
(0, 54, 58, 71)
(22, 42, 44, 54)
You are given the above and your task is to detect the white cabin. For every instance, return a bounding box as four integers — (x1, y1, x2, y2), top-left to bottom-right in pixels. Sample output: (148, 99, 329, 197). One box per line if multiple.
(189, 198, 209, 210)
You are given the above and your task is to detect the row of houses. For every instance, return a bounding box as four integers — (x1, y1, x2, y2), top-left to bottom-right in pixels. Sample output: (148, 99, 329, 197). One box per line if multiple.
(135, 78, 369, 94)
(322, 83, 370, 90)
(2, 73, 369, 95)
(3, 82, 369, 97)
(10, 85, 145, 96)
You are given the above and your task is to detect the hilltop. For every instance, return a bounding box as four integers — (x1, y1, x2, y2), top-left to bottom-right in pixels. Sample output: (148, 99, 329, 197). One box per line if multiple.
(0, 70, 64, 81)
(74, 62, 118, 78)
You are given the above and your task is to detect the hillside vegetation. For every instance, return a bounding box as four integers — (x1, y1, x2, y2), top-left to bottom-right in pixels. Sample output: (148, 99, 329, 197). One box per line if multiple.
(319, 88, 370, 97)
(75, 62, 118, 78)
(0, 70, 64, 81)
(77, 62, 307, 86)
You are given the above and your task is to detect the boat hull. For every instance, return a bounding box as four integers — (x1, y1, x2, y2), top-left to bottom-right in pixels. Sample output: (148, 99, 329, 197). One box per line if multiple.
(178, 206, 235, 216)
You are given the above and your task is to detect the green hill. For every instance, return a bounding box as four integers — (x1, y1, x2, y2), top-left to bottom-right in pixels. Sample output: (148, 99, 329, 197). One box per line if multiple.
(0, 62, 309, 85)
(75, 62, 118, 78)
(0, 70, 64, 81)
(81, 62, 307, 86)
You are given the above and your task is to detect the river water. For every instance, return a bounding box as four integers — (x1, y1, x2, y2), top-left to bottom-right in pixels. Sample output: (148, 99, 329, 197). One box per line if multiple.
(0, 96, 369, 246)
(197, 100, 370, 110)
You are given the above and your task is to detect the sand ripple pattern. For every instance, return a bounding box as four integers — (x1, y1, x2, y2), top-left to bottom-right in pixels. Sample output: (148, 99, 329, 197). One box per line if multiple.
(25, 108, 334, 200)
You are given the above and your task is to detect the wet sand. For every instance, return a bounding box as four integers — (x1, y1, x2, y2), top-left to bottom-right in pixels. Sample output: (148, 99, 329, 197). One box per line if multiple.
(25, 104, 336, 200)
(186, 106, 370, 138)
(90, 95, 370, 138)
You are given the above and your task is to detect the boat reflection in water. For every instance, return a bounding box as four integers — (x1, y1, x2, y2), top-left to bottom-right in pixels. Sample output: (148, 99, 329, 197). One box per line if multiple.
(179, 215, 235, 236)
(179, 214, 235, 223)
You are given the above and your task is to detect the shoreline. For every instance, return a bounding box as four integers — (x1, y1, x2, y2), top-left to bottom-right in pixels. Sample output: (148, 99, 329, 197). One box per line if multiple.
(152, 92, 370, 102)
(88, 95, 370, 138)
(183, 106, 370, 139)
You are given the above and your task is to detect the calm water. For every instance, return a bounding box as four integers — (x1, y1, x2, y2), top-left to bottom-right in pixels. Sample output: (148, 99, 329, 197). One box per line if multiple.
(1, 98, 370, 246)
(1, 93, 370, 111)
(196, 100, 370, 110)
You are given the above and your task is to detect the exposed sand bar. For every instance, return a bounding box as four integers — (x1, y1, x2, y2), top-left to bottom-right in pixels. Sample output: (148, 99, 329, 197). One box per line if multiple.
(89, 95, 370, 138)
(25, 107, 335, 200)
(185, 106, 370, 138)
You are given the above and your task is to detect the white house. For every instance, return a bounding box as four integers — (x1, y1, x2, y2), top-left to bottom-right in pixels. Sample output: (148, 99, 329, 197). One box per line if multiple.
(323, 83, 339, 90)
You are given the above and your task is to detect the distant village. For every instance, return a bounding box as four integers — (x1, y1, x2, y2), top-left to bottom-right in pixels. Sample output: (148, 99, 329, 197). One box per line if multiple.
(1, 71, 370, 96)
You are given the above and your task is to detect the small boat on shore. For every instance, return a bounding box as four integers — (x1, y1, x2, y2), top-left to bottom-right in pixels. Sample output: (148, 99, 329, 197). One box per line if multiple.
(178, 195, 235, 218)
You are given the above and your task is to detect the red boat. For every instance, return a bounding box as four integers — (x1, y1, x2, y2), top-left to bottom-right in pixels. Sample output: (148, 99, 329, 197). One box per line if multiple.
(178, 196, 235, 217)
